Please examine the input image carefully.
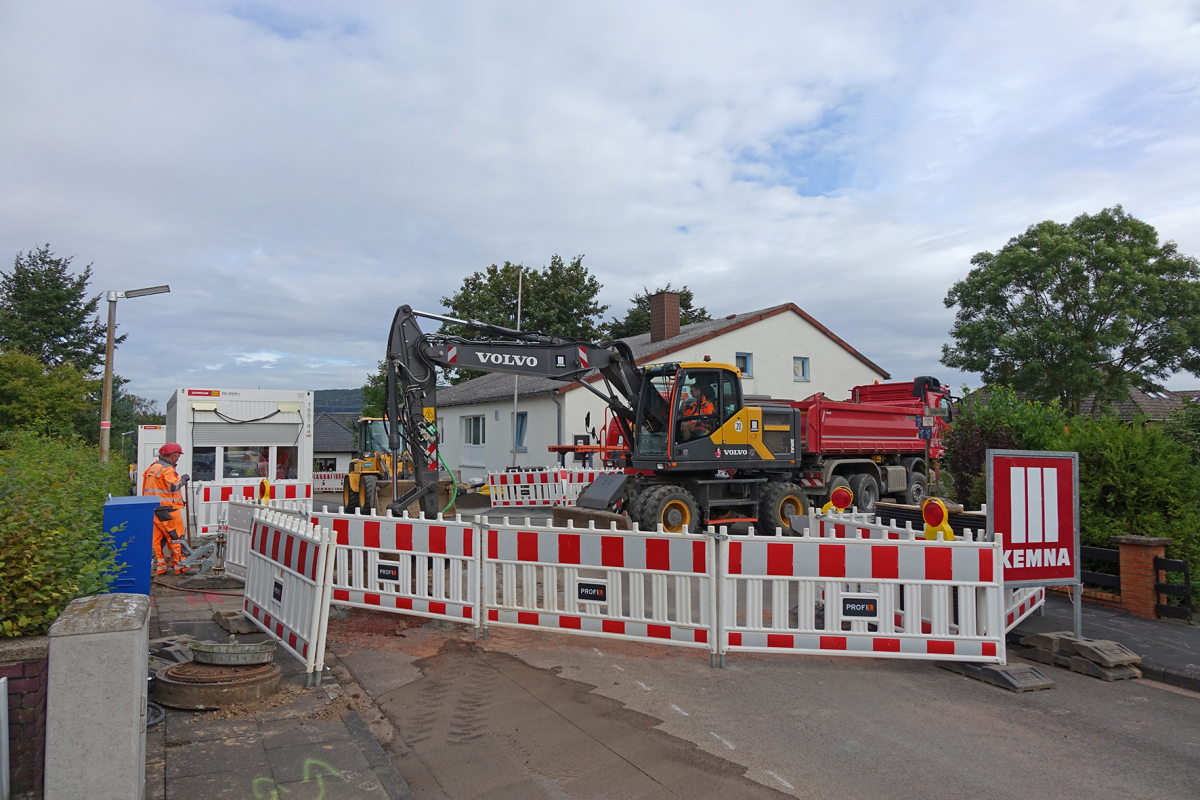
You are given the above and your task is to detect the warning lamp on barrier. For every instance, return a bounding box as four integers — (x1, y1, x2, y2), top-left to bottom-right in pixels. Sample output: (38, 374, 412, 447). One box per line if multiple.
(822, 484, 854, 514)
(259, 478, 271, 505)
(921, 497, 955, 541)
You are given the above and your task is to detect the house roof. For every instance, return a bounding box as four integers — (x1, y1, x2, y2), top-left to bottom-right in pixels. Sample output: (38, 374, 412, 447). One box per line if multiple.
(435, 302, 889, 408)
(314, 412, 358, 453)
(1081, 386, 1195, 422)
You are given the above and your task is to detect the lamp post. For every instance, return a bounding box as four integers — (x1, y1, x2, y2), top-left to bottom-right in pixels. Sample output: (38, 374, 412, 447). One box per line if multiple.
(99, 284, 170, 463)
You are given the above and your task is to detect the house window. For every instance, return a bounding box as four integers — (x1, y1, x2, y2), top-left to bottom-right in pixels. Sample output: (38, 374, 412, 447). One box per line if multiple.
(464, 415, 485, 445)
(793, 357, 810, 381)
(193, 447, 216, 482)
(514, 412, 528, 453)
(314, 457, 337, 472)
(735, 353, 753, 378)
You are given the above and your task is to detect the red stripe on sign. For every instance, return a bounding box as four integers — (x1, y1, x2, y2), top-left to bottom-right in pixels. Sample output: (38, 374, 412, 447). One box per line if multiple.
(729, 541, 742, 574)
(518, 612, 539, 626)
(396, 523, 413, 551)
(927, 640, 955, 655)
(462, 529, 473, 557)
(283, 536, 294, 570)
(488, 610, 499, 621)
(221, 487, 233, 501)
(767, 634, 793, 648)
(560, 616, 582, 629)
(873, 638, 901, 652)
(602, 620, 625, 634)
(982, 642, 997, 657)
(767, 542, 793, 576)
(925, 547, 953, 581)
(517, 530, 538, 562)
(302, 642, 308, 657)
(365, 594, 381, 606)
(921, 621, 932, 634)
(820, 636, 847, 650)
(398, 598, 413, 610)
(270, 530, 282, 562)
(694, 629, 707, 644)
(558, 534, 580, 564)
(540, 472, 548, 483)
(979, 549, 993, 583)
(334, 589, 349, 601)
(835, 523, 846, 539)
(275, 623, 283, 638)
(646, 539, 670, 571)
(728, 632, 742, 646)
(463, 608, 473, 619)
(363, 521, 380, 549)
(310, 517, 318, 527)
(306, 485, 312, 498)
(203, 487, 211, 502)
(488, 530, 498, 560)
(429, 526, 446, 554)
(334, 519, 349, 545)
(297, 541, 309, 577)
(285, 485, 296, 499)
(693, 541, 706, 574)
(648, 625, 671, 639)
(871, 546, 899, 579)
(429, 602, 446, 615)
(288, 632, 297, 650)
(601, 536, 624, 567)
(818, 544, 846, 578)
(263, 613, 272, 628)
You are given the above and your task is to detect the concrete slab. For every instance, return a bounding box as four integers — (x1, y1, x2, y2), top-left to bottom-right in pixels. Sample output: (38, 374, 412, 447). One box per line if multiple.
(164, 734, 268, 779)
(266, 740, 373, 784)
(260, 717, 357, 750)
(163, 767, 276, 800)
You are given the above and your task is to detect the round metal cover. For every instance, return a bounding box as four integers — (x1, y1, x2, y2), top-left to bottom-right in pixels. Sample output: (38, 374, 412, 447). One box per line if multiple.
(163, 662, 277, 684)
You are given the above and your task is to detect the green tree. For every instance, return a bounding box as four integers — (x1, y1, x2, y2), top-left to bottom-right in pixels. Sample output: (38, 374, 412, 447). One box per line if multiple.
(602, 284, 711, 339)
(361, 360, 386, 417)
(0, 350, 96, 436)
(439, 255, 607, 384)
(0, 245, 121, 374)
(942, 207, 1200, 415)
(1162, 399, 1200, 467)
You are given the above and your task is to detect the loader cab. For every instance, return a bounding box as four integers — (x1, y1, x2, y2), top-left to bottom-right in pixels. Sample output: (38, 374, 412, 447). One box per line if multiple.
(632, 363, 743, 462)
(357, 418, 391, 459)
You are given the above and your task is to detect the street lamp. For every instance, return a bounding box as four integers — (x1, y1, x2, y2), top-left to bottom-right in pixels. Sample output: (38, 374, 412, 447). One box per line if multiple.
(100, 284, 170, 463)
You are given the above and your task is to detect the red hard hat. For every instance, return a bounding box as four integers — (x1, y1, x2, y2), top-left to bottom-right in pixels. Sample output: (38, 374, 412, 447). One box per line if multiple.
(160, 442, 183, 456)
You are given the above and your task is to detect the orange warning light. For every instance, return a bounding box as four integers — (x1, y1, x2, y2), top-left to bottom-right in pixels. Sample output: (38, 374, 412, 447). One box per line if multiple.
(830, 486, 853, 510)
(921, 497, 954, 541)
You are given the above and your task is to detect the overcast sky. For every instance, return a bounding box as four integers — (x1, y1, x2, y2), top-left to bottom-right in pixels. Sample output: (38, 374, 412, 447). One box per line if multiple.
(2, 1, 1199, 409)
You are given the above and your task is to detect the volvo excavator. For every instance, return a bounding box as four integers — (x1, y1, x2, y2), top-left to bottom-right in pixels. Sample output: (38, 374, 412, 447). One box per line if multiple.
(380, 305, 817, 534)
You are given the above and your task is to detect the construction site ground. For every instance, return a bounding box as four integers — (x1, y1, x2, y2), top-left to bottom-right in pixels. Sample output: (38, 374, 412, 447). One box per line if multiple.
(156, 497, 1200, 798)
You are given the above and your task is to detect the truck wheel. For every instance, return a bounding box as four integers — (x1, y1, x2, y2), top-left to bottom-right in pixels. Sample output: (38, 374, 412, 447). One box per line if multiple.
(343, 475, 360, 512)
(361, 475, 377, 514)
(757, 482, 808, 536)
(904, 474, 927, 506)
(848, 474, 880, 515)
(639, 486, 700, 533)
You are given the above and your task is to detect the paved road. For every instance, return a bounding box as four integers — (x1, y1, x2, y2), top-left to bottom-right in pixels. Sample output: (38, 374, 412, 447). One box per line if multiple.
(333, 615, 1200, 800)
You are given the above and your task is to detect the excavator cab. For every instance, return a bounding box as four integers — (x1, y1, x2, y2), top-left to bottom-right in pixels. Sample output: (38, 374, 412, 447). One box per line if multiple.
(631, 363, 746, 466)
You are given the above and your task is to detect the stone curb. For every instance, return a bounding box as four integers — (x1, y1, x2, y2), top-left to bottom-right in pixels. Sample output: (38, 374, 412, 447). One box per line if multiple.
(1137, 663, 1200, 694)
(342, 709, 416, 800)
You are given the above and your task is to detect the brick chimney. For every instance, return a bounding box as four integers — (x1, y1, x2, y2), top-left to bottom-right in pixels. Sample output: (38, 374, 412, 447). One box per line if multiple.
(649, 291, 680, 343)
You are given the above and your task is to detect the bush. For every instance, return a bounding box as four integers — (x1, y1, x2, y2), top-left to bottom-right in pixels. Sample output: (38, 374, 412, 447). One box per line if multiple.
(0, 432, 131, 636)
(942, 386, 1067, 507)
(1058, 415, 1200, 572)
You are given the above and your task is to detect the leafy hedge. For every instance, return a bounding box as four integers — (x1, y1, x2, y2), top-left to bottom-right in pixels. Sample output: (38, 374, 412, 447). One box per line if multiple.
(0, 432, 131, 636)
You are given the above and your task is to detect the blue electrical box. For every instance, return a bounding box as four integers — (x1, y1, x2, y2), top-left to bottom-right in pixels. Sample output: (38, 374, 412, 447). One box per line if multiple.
(102, 495, 159, 596)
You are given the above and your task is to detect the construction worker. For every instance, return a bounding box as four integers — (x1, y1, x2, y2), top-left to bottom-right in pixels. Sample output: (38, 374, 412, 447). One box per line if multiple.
(680, 384, 715, 440)
(142, 442, 190, 576)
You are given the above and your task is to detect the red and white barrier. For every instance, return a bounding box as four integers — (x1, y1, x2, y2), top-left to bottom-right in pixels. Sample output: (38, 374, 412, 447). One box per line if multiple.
(559, 469, 624, 505)
(189, 480, 312, 535)
(313, 509, 480, 629)
(487, 468, 623, 507)
(720, 511, 1007, 663)
(313, 472, 347, 492)
(1005, 585, 1046, 631)
(481, 517, 717, 653)
(241, 509, 335, 685)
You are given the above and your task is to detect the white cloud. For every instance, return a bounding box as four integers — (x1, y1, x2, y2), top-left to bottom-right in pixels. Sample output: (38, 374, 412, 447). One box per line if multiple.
(1, 0, 1199, 406)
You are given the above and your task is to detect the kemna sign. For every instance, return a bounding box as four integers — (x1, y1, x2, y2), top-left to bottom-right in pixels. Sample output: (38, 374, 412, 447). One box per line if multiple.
(987, 450, 1080, 588)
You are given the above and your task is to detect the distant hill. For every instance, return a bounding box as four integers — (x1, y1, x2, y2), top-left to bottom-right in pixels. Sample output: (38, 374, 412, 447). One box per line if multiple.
(314, 388, 363, 413)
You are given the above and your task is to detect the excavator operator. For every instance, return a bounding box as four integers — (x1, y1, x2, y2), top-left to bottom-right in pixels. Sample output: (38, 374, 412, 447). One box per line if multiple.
(679, 384, 715, 441)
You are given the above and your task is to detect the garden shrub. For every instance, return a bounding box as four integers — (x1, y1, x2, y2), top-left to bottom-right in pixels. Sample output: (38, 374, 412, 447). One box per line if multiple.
(0, 431, 131, 636)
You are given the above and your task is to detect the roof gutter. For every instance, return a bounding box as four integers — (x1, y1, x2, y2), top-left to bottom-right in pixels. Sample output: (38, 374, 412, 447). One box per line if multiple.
(550, 390, 563, 447)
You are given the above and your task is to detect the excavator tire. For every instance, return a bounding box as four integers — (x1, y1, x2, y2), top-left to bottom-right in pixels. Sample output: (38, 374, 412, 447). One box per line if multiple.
(756, 481, 808, 536)
(628, 486, 657, 529)
(343, 475, 360, 512)
(360, 475, 377, 514)
(638, 485, 700, 534)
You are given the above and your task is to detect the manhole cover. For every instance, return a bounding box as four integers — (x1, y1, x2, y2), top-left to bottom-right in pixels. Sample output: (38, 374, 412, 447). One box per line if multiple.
(163, 662, 277, 684)
(154, 662, 283, 709)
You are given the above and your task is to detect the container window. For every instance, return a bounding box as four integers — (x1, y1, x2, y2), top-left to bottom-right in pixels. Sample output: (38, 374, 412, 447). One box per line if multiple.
(193, 447, 216, 482)
(224, 446, 269, 478)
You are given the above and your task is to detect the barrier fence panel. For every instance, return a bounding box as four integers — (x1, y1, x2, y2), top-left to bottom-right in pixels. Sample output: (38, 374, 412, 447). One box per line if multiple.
(481, 516, 718, 654)
(720, 513, 1006, 663)
(313, 509, 480, 629)
(313, 472, 347, 492)
(242, 510, 336, 684)
(189, 480, 312, 535)
(225, 499, 313, 581)
(1005, 586, 1046, 632)
(488, 470, 563, 507)
(559, 469, 624, 506)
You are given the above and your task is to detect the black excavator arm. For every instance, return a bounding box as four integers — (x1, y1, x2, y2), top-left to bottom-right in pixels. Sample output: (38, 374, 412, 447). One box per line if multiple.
(383, 305, 643, 517)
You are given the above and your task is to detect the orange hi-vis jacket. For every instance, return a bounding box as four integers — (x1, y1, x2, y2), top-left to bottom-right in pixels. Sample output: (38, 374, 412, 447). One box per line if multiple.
(143, 459, 185, 509)
(683, 398, 715, 417)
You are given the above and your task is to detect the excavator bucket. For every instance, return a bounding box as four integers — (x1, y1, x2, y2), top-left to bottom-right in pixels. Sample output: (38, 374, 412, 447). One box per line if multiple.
(374, 478, 458, 518)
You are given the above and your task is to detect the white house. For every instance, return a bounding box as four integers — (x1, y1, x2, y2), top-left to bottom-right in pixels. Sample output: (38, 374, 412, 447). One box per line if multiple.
(313, 411, 358, 472)
(433, 298, 890, 482)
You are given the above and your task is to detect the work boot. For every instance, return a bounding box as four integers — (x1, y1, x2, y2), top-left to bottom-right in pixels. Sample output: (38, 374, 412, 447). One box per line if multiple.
(156, 568, 167, 576)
